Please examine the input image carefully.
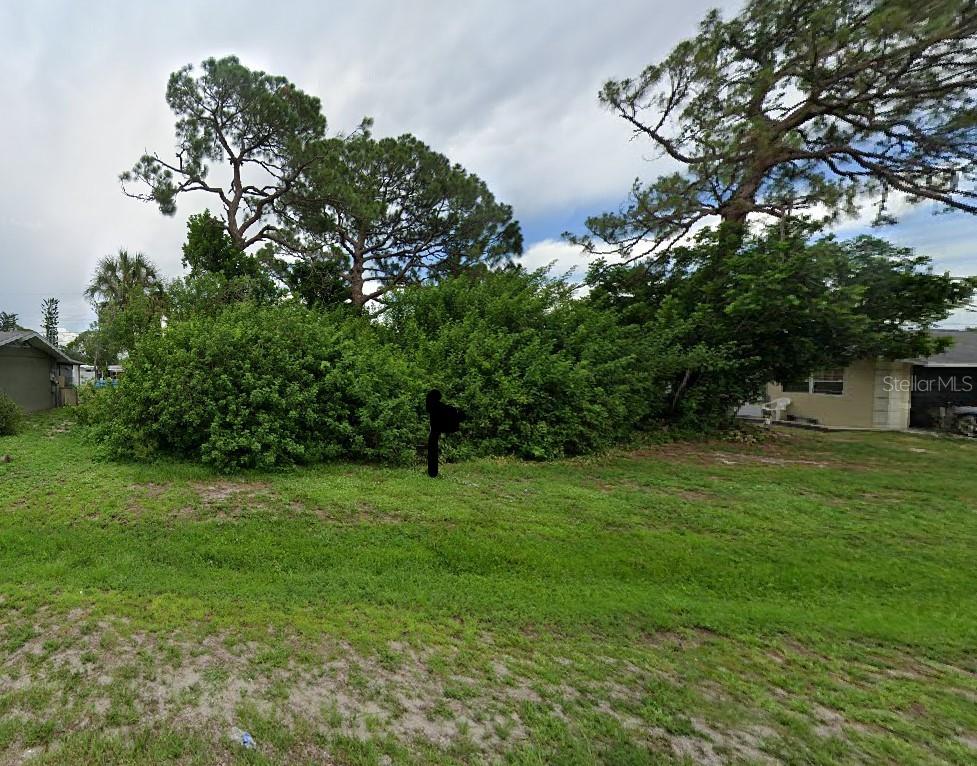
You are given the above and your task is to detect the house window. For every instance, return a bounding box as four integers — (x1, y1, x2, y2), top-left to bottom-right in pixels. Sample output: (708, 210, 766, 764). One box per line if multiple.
(811, 368, 845, 395)
(780, 368, 845, 396)
(781, 378, 812, 393)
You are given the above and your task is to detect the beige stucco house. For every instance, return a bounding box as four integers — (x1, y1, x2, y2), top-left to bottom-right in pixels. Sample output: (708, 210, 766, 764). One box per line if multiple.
(766, 359, 913, 429)
(762, 330, 977, 430)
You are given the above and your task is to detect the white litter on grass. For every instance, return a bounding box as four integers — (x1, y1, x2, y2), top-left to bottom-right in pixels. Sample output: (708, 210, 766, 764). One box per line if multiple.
(229, 726, 256, 749)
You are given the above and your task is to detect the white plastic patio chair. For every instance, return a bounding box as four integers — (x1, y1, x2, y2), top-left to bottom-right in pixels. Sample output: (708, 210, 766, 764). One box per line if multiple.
(760, 397, 791, 424)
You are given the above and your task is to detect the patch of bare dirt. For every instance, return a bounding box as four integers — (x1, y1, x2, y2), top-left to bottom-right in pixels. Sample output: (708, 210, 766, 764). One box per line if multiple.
(639, 627, 717, 650)
(5, 609, 966, 765)
(193, 481, 271, 504)
(1, 611, 537, 758)
(671, 719, 780, 765)
(172, 481, 280, 520)
(309, 501, 411, 525)
(812, 704, 846, 737)
(957, 733, 977, 750)
(712, 452, 829, 467)
(0, 611, 798, 764)
(45, 420, 74, 437)
(628, 443, 833, 469)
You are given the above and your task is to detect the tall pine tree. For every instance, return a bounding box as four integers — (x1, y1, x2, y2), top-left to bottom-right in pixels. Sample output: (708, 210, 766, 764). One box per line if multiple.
(41, 298, 60, 347)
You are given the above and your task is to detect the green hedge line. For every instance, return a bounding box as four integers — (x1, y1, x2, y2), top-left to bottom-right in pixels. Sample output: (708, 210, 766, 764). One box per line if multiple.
(83, 271, 670, 470)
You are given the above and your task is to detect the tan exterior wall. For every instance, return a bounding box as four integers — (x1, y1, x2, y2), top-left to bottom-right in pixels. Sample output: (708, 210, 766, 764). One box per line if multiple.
(871, 361, 912, 429)
(0, 346, 55, 413)
(766, 358, 911, 429)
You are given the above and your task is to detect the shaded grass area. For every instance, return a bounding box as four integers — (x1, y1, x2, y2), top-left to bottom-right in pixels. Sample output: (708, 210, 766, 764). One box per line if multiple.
(2, 411, 977, 764)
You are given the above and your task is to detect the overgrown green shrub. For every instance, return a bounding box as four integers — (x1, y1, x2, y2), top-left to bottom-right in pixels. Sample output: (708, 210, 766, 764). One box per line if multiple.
(76, 383, 118, 424)
(383, 269, 667, 459)
(88, 271, 675, 470)
(93, 303, 423, 470)
(0, 392, 24, 436)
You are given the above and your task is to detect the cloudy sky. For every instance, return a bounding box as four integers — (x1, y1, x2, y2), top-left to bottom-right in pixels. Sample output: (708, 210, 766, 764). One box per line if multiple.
(2, 0, 976, 334)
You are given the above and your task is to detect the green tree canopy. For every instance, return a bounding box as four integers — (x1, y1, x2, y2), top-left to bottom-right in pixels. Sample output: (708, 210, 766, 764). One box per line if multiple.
(121, 56, 338, 251)
(85, 249, 165, 310)
(65, 326, 117, 367)
(41, 299, 59, 347)
(575, 0, 977, 262)
(84, 250, 166, 359)
(280, 131, 523, 308)
(274, 257, 351, 310)
(181, 210, 263, 280)
(586, 223, 977, 419)
(0, 312, 19, 332)
(168, 211, 281, 318)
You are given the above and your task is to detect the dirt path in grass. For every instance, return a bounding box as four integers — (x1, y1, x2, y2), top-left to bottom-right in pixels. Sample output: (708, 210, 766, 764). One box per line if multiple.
(3, 605, 977, 764)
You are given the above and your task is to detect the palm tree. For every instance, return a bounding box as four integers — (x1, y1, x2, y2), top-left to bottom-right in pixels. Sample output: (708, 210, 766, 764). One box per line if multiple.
(85, 249, 165, 310)
(84, 250, 167, 369)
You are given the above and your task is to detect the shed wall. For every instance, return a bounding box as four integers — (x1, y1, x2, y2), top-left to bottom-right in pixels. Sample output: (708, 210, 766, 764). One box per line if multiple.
(0, 346, 54, 412)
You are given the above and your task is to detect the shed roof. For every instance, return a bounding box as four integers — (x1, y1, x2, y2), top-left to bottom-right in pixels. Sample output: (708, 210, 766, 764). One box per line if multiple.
(0, 331, 81, 365)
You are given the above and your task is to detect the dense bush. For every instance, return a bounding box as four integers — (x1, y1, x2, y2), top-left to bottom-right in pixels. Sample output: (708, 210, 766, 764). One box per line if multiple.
(86, 270, 673, 470)
(0, 392, 24, 436)
(84, 222, 975, 469)
(90, 303, 424, 470)
(383, 269, 667, 459)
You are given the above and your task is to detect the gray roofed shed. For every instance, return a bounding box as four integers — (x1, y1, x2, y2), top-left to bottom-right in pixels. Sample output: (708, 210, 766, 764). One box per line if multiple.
(0, 331, 81, 412)
(0, 331, 81, 364)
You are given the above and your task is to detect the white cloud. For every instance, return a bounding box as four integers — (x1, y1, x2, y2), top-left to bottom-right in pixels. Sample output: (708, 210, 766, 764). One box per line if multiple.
(517, 239, 591, 280)
(0, 0, 739, 331)
(517, 237, 647, 300)
(5, 0, 977, 335)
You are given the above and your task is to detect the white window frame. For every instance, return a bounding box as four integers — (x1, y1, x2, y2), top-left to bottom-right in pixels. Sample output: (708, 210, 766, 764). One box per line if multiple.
(782, 368, 846, 396)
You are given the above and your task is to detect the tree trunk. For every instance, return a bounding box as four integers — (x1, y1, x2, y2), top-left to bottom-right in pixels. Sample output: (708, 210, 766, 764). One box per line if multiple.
(669, 369, 693, 415)
(718, 166, 765, 240)
(225, 159, 246, 250)
(349, 230, 367, 308)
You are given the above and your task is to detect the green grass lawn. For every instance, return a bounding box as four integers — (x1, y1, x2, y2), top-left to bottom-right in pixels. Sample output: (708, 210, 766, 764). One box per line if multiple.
(2, 411, 977, 764)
